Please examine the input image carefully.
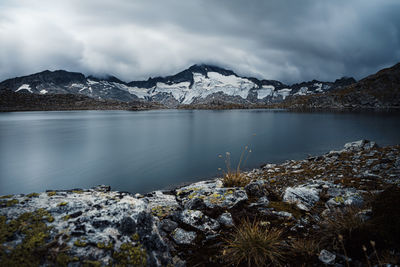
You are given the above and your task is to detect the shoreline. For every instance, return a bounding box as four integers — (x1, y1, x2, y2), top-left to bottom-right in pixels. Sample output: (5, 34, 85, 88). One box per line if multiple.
(1, 140, 400, 266)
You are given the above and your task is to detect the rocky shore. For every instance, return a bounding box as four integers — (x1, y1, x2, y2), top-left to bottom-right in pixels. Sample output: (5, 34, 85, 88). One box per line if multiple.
(1, 140, 400, 266)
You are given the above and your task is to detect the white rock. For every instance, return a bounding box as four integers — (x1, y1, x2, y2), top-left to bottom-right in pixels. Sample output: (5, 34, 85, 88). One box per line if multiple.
(172, 228, 197, 245)
(283, 186, 320, 211)
(319, 249, 336, 265)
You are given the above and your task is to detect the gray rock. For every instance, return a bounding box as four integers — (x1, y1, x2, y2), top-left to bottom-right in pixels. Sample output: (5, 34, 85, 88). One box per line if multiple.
(177, 180, 248, 209)
(119, 217, 137, 235)
(248, 196, 270, 208)
(283, 185, 320, 211)
(180, 210, 219, 233)
(218, 212, 234, 227)
(92, 185, 111, 192)
(160, 219, 178, 233)
(319, 249, 336, 265)
(244, 179, 268, 197)
(343, 140, 377, 151)
(172, 228, 197, 245)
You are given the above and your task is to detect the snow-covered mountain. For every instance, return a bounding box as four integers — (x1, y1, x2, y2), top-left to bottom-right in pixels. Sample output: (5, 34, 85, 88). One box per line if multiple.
(0, 64, 356, 107)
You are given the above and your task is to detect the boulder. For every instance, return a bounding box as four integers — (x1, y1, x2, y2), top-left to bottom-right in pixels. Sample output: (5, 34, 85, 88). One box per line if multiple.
(244, 179, 268, 197)
(283, 185, 319, 211)
(217, 212, 234, 227)
(172, 228, 197, 245)
(180, 210, 219, 233)
(318, 249, 336, 265)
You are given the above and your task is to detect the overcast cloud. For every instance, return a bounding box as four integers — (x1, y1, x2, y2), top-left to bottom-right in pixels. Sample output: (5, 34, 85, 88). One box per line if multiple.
(0, 0, 399, 84)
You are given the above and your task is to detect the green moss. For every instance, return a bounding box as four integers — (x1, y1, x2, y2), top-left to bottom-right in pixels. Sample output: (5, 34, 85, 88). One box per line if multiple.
(74, 239, 87, 247)
(72, 190, 84, 194)
(26, 193, 39, 198)
(131, 233, 140, 241)
(0, 195, 13, 199)
(151, 205, 175, 218)
(57, 201, 68, 207)
(47, 191, 57, 197)
(6, 199, 19, 207)
(83, 260, 102, 267)
(97, 242, 114, 250)
(55, 252, 76, 267)
(0, 209, 53, 266)
(113, 242, 147, 266)
(62, 215, 71, 221)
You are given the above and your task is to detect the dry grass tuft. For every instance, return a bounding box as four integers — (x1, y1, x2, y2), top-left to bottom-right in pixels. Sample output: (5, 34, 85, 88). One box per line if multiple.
(289, 238, 320, 260)
(222, 219, 286, 266)
(319, 206, 366, 249)
(221, 147, 252, 187)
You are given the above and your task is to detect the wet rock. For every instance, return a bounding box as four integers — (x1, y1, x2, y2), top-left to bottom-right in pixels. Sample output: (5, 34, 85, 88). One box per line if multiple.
(244, 179, 268, 197)
(217, 212, 234, 227)
(319, 249, 336, 265)
(283, 185, 320, 211)
(180, 210, 219, 233)
(172, 228, 197, 245)
(119, 216, 136, 235)
(160, 219, 178, 233)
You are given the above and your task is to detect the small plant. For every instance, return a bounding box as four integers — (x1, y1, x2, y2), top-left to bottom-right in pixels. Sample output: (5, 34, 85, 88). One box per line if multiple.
(319, 206, 365, 249)
(222, 219, 285, 266)
(289, 238, 320, 261)
(220, 146, 252, 187)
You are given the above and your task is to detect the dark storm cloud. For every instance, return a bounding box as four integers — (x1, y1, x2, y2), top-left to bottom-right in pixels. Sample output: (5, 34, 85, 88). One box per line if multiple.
(0, 0, 399, 84)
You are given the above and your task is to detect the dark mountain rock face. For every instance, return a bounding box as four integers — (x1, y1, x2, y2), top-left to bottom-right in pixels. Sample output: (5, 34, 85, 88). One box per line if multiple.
(280, 63, 400, 109)
(1, 62, 398, 110)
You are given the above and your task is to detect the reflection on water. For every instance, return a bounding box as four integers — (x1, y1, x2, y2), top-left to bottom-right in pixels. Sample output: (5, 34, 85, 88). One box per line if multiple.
(0, 110, 399, 195)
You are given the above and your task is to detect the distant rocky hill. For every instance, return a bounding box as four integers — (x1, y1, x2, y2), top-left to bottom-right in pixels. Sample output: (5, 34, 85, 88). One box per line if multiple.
(279, 63, 400, 110)
(0, 90, 162, 112)
(0, 64, 356, 108)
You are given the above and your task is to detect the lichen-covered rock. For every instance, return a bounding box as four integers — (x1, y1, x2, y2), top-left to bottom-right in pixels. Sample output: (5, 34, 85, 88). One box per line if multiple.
(0, 188, 171, 266)
(180, 210, 220, 233)
(283, 185, 320, 211)
(325, 188, 363, 208)
(176, 180, 247, 210)
(144, 191, 180, 218)
(172, 228, 197, 245)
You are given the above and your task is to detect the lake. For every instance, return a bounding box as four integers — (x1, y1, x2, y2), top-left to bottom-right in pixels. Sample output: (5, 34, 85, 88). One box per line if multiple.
(1, 109, 400, 195)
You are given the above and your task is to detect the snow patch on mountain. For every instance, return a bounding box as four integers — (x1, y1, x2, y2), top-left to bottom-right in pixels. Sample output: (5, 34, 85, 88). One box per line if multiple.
(16, 84, 32, 93)
(274, 88, 292, 99)
(257, 85, 275, 99)
(39, 89, 48, 95)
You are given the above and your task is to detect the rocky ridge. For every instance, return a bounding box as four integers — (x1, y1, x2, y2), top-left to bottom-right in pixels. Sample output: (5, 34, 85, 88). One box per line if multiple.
(1, 140, 400, 266)
(279, 63, 400, 110)
(0, 64, 355, 108)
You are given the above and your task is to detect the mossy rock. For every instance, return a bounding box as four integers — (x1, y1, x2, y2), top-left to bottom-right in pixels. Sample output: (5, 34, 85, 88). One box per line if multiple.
(113, 242, 147, 266)
(0, 209, 54, 266)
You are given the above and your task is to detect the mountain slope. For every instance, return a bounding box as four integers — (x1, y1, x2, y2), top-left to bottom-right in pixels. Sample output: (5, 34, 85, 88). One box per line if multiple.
(0, 64, 356, 108)
(280, 63, 400, 109)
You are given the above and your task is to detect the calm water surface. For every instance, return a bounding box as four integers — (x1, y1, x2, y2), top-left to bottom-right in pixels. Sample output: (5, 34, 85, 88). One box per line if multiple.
(1, 109, 400, 195)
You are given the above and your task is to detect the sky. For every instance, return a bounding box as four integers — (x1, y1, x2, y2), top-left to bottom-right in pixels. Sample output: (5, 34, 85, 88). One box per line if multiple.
(0, 0, 400, 84)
